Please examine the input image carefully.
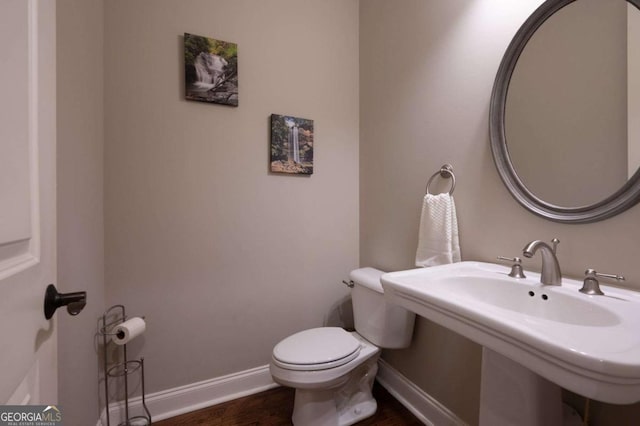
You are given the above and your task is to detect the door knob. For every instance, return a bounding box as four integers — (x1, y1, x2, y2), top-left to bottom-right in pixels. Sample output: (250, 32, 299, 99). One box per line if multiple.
(43, 284, 87, 320)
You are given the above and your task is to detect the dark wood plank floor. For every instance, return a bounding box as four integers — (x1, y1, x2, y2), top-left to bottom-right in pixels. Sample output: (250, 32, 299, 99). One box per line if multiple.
(154, 381, 423, 425)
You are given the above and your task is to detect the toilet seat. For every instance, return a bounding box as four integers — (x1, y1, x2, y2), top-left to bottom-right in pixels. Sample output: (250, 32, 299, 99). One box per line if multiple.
(272, 327, 361, 371)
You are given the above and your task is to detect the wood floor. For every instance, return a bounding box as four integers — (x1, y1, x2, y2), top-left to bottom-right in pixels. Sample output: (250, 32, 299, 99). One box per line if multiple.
(154, 381, 423, 425)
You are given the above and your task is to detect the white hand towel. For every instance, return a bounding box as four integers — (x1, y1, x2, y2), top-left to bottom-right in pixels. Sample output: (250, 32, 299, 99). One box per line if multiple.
(415, 193, 461, 267)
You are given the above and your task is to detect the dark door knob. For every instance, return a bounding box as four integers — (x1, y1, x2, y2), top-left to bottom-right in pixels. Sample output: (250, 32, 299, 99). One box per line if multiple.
(44, 284, 87, 320)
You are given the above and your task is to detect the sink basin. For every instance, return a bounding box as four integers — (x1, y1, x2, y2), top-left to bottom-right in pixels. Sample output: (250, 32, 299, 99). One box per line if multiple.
(433, 275, 620, 327)
(381, 261, 640, 404)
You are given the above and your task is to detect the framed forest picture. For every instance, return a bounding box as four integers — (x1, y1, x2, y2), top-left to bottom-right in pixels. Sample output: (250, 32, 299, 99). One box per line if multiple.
(270, 114, 314, 175)
(184, 33, 238, 106)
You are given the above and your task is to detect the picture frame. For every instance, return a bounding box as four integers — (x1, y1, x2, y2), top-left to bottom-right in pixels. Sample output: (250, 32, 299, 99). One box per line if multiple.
(184, 33, 238, 106)
(270, 114, 314, 175)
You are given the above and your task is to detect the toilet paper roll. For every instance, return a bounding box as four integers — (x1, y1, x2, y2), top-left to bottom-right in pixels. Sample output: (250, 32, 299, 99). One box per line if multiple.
(112, 317, 146, 345)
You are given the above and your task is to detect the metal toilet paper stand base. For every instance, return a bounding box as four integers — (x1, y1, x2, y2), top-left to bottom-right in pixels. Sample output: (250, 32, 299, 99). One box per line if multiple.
(99, 305, 151, 426)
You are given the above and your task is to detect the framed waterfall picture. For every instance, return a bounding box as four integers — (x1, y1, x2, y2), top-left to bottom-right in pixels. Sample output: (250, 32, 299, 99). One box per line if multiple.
(184, 33, 238, 106)
(270, 114, 314, 175)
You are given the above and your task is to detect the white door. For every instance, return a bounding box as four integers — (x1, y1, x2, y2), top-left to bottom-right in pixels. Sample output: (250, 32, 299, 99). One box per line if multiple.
(0, 0, 57, 404)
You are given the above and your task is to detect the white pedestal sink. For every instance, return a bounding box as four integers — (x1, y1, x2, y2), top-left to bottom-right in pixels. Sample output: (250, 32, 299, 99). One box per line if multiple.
(381, 262, 640, 425)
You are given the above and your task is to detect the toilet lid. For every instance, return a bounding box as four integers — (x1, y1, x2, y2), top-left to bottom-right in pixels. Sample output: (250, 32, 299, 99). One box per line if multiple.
(273, 327, 361, 371)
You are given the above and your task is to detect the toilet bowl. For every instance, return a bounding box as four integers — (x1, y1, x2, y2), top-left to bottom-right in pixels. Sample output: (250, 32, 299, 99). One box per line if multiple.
(269, 268, 416, 426)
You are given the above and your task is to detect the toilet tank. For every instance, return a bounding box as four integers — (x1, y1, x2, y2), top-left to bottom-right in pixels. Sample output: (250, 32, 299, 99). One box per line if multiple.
(350, 267, 415, 348)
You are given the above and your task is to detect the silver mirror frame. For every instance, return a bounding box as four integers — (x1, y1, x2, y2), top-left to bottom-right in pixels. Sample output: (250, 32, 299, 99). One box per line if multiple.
(490, 0, 640, 223)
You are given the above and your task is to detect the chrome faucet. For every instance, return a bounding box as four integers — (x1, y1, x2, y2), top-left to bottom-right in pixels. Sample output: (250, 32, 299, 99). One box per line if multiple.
(522, 238, 562, 285)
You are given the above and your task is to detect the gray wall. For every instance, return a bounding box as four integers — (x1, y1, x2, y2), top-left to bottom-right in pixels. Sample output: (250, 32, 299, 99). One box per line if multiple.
(630, 3, 640, 178)
(360, 1, 640, 425)
(104, 0, 360, 393)
(56, 0, 105, 425)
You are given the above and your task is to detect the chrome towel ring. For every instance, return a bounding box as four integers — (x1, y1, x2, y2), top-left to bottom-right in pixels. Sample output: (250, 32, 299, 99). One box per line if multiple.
(426, 164, 456, 195)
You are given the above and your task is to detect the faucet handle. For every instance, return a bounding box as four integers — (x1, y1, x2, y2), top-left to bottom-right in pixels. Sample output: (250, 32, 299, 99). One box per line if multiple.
(551, 238, 560, 254)
(497, 256, 526, 279)
(579, 268, 625, 296)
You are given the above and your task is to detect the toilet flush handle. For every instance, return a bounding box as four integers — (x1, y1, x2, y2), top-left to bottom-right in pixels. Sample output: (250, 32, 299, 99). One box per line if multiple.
(342, 280, 354, 288)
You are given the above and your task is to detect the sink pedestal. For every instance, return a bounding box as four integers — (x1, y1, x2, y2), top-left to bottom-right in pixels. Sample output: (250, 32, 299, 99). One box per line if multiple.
(480, 348, 563, 426)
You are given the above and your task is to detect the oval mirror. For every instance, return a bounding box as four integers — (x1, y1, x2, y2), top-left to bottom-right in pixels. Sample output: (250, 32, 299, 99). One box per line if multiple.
(490, 0, 640, 223)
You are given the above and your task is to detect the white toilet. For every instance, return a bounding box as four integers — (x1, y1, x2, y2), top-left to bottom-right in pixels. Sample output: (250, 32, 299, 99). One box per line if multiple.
(269, 267, 416, 426)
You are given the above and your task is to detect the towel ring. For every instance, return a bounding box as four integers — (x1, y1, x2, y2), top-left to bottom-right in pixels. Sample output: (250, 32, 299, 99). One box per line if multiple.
(426, 164, 456, 195)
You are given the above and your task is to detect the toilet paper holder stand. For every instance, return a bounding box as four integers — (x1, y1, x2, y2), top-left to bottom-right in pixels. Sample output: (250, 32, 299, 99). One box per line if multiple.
(99, 304, 151, 426)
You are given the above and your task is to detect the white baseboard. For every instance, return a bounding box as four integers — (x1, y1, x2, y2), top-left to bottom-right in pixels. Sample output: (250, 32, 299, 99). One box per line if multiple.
(376, 359, 468, 426)
(98, 364, 278, 425)
(96, 359, 466, 426)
